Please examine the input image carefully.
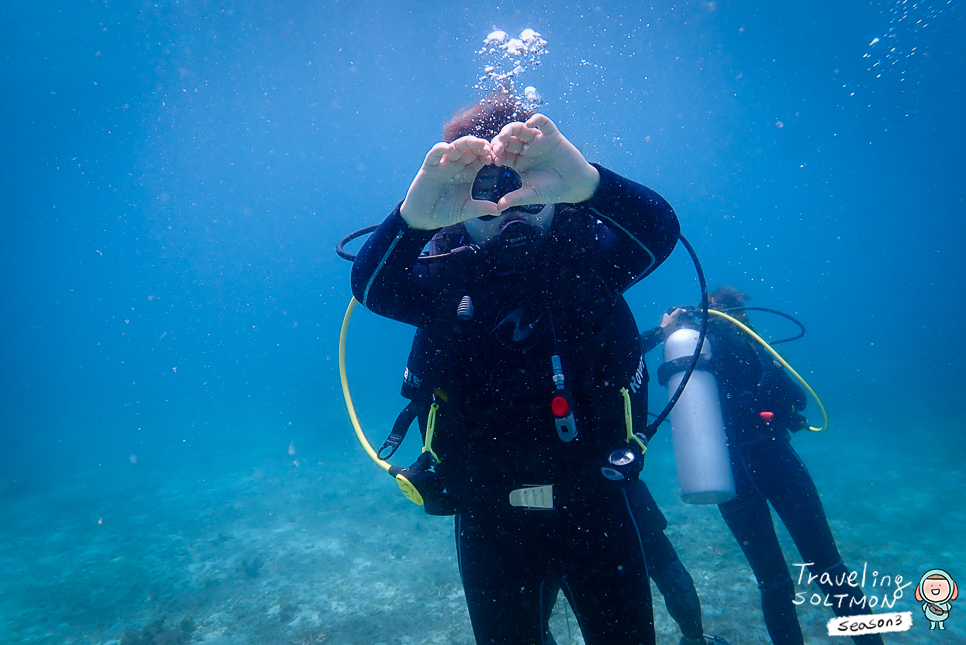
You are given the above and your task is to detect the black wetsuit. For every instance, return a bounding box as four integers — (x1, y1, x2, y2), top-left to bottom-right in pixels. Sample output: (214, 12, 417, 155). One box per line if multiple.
(351, 165, 679, 645)
(540, 481, 710, 644)
(642, 317, 883, 645)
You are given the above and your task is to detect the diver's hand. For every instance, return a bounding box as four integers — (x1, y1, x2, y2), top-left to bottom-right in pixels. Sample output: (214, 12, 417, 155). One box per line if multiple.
(489, 114, 600, 210)
(661, 308, 687, 335)
(400, 137, 499, 230)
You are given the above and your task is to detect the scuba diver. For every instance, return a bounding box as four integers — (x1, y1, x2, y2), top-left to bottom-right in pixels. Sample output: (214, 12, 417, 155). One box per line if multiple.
(641, 287, 885, 645)
(349, 90, 679, 644)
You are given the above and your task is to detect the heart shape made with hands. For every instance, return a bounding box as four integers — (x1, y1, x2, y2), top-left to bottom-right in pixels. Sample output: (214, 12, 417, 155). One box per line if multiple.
(400, 114, 600, 231)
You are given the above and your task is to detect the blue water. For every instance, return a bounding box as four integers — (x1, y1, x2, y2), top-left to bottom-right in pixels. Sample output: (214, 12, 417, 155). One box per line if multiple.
(1, 1, 963, 643)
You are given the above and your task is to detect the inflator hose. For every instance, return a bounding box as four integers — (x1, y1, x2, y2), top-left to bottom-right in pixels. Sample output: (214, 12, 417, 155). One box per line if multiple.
(719, 306, 806, 345)
(339, 297, 430, 506)
(339, 297, 390, 472)
(707, 309, 827, 432)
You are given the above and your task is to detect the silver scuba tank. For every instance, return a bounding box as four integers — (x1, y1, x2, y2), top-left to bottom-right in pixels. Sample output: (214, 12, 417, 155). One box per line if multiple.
(663, 328, 736, 504)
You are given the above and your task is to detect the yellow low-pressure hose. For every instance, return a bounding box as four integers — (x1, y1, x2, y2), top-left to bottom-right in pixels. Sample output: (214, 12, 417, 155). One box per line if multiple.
(339, 297, 426, 505)
(708, 309, 828, 432)
(339, 297, 391, 471)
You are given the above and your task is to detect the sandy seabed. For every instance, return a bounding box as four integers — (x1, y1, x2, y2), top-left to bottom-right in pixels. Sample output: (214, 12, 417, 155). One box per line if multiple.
(1, 418, 963, 645)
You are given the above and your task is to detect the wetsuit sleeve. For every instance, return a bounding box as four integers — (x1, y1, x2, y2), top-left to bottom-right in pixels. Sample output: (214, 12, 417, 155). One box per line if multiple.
(349, 203, 440, 328)
(581, 164, 680, 293)
(639, 326, 666, 354)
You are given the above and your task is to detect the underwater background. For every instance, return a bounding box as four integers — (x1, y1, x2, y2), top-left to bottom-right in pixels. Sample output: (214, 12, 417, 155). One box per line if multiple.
(1, 1, 964, 643)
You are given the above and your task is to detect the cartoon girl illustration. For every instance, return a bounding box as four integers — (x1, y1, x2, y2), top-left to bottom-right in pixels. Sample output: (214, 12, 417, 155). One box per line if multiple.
(916, 568, 959, 630)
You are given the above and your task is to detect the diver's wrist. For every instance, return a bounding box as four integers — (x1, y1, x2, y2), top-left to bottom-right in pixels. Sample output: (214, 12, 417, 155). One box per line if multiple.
(399, 198, 433, 230)
(571, 163, 601, 203)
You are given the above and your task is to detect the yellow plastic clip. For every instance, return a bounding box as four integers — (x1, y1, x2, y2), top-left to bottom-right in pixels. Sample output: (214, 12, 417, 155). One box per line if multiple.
(423, 402, 442, 464)
(620, 387, 647, 453)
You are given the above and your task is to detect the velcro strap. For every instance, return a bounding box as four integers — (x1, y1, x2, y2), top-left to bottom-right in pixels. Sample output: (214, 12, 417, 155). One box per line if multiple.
(377, 400, 423, 460)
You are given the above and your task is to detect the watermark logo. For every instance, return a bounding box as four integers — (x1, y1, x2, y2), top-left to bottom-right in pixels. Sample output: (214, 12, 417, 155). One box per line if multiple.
(915, 568, 959, 631)
(792, 562, 913, 637)
(827, 612, 912, 637)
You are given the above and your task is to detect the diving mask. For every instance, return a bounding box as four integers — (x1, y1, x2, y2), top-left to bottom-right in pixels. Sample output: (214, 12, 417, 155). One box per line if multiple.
(471, 165, 546, 218)
(465, 165, 554, 245)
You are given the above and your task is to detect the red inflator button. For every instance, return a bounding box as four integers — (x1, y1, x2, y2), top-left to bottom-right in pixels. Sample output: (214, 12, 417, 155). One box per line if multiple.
(759, 411, 775, 423)
(551, 396, 570, 418)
